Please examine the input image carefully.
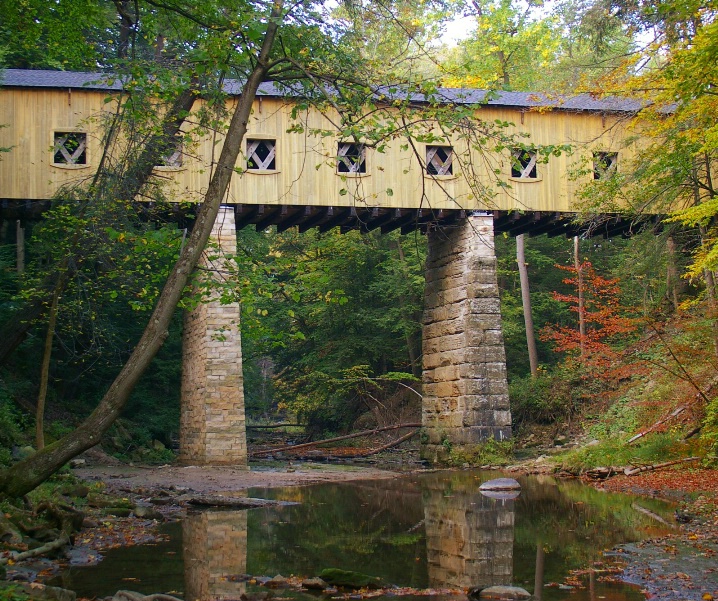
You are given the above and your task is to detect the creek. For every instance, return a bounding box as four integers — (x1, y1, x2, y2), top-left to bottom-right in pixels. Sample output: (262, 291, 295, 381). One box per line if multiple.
(50, 469, 676, 601)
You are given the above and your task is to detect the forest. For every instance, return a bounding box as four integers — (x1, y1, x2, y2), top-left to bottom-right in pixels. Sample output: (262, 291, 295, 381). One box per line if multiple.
(0, 0, 717, 495)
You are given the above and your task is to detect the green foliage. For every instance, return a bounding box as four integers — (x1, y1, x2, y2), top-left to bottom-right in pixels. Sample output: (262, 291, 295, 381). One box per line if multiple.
(556, 433, 680, 473)
(702, 396, 718, 465)
(509, 370, 576, 427)
(0, 585, 30, 601)
(447, 438, 514, 467)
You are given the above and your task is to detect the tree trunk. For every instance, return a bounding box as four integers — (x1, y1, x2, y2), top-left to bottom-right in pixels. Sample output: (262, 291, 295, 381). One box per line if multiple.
(395, 241, 422, 377)
(35, 285, 60, 450)
(0, 4, 284, 498)
(15, 220, 24, 274)
(517, 234, 538, 376)
(0, 84, 198, 367)
(574, 236, 586, 359)
(666, 235, 681, 311)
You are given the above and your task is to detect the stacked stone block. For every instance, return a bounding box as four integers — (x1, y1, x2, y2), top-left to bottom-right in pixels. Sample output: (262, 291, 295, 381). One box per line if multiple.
(180, 206, 247, 466)
(422, 214, 511, 463)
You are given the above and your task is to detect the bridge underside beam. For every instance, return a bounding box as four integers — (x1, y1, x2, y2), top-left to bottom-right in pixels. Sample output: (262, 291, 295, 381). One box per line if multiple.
(0, 200, 661, 239)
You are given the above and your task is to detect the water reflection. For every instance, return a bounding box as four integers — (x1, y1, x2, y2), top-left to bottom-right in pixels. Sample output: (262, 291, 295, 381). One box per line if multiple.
(422, 473, 513, 589)
(183, 511, 247, 601)
(51, 470, 675, 601)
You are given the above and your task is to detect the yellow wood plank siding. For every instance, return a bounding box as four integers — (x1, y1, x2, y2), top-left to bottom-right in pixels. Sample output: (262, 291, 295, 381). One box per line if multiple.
(0, 88, 635, 212)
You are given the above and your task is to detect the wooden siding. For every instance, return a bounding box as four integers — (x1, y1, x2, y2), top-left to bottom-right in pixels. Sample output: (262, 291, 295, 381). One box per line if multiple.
(0, 87, 635, 212)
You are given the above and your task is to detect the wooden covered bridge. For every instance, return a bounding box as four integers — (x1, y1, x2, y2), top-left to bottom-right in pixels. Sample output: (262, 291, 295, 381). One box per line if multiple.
(0, 69, 640, 464)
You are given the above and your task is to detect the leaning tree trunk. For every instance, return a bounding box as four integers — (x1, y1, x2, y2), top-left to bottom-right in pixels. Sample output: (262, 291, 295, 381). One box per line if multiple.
(0, 5, 284, 498)
(517, 234, 538, 376)
(35, 285, 60, 450)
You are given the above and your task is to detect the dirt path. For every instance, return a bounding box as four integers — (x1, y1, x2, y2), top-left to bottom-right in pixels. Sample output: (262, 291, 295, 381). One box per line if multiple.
(73, 461, 406, 496)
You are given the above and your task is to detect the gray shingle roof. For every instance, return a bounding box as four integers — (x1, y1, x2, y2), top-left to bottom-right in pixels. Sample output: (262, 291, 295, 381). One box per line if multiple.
(1, 68, 642, 113)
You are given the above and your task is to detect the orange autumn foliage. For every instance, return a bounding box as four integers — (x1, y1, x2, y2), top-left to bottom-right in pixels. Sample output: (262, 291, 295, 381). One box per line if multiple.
(540, 261, 638, 378)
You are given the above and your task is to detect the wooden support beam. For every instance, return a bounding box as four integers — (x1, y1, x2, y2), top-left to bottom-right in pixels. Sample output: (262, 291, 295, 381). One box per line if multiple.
(365, 209, 398, 232)
(255, 206, 284, 231)
(277, 205, 313, 233)
(319, 206, 354, 233)
(298, 206, 333, 233)
(235, 204, 264, 230)
(382, 209, 418, 234)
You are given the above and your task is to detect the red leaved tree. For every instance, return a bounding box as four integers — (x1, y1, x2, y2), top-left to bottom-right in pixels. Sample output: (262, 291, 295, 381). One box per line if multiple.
(541, 261, 638, 378)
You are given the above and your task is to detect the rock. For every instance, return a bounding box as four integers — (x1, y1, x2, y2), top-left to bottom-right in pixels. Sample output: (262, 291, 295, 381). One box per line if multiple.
(103, 507, 132, 517)
(478, 585, 532, 600)
(480, 489, 521, 500)
(586, 439, 600, 447)
(479, 478, 521, 491)
(81, 517, 99, 529)
(318, 568, 385, 589)
(133, 505, 164, 520)
(266, 575, 288, 588)
(62, 484, 89, 498)
(553, 434, 569, 446)
(240, 592, 272, 601)
(302, 577, 328, 590)
(151, 439, 166, 451)
(1, 582, 76, 601)
(69, 459, 86, 468)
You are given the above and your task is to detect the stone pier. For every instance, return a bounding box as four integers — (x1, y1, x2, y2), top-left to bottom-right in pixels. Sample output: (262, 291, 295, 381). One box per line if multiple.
(180, 206, 247, 466)
(422, 213, 511, 463)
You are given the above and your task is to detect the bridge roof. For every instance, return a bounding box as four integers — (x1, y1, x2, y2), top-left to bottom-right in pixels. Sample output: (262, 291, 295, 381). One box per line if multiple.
(1, 68, 642, 114)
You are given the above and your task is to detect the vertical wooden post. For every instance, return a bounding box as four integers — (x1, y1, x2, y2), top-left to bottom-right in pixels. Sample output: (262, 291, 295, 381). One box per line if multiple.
(16, 220, 24, 274)
(517, 234, 538, 376)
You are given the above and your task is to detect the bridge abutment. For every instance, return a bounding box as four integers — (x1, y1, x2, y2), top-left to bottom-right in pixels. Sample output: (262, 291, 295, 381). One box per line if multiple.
(180, 206, 247, 466)
(422, 214, 511, 463)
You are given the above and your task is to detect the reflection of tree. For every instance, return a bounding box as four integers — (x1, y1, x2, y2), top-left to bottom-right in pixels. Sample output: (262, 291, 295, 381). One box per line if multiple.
(511, 475, 674, 588)
(246, 481, 428, 587)
(421, 472, 514, 589)
(183, 510, 248, 601)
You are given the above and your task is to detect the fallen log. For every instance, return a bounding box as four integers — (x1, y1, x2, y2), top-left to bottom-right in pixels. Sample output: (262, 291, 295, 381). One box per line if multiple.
(181, 494, 298, 508)
(631, 503, 672, 526)
(250, 423, 421, 457)
(353, 429, 418, 457)
(627, 406, 685, 445)
(624, 456, 701, 476)
(0, 532, 70, 565)
(584, 466, 621, 480)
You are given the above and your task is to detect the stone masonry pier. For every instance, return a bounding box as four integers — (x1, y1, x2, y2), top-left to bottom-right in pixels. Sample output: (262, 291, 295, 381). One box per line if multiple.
(180, 206, 247, 466)
(422, 213, 511, 463)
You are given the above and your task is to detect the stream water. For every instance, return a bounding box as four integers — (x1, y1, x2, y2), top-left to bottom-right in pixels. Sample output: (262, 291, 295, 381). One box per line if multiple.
(50, 469, 676, 601)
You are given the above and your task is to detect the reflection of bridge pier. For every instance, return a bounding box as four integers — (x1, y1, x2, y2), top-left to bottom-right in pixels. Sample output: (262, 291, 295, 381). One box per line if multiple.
(183, 510, 248, 601)
(423, 475, 514, 589)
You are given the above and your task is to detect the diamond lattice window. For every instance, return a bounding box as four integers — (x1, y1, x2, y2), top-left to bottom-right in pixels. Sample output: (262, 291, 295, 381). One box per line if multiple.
(593, 152, 618, 180)
(511, 148, 537, 178)
(53, 132, 87, 165)
(426, 145, 453, 175)
(158, 139, 183, 168)
(337, 142, 366, 174)
(246, 139, 276, 170)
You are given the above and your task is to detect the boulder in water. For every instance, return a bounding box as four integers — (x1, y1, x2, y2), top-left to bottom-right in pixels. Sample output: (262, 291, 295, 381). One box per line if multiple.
(479, 478, 521, 491)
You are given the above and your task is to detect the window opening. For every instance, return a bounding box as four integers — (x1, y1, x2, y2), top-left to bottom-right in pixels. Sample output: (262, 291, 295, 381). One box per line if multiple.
(157, 139, 183, 168)
(511, 148, 537, 178)
(593, 152, 618, 179)
(426, 145, 453, 175)
(247, 139, 276, 170)
(53, 132, 87, 165)
(337, 142, 366, 173)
